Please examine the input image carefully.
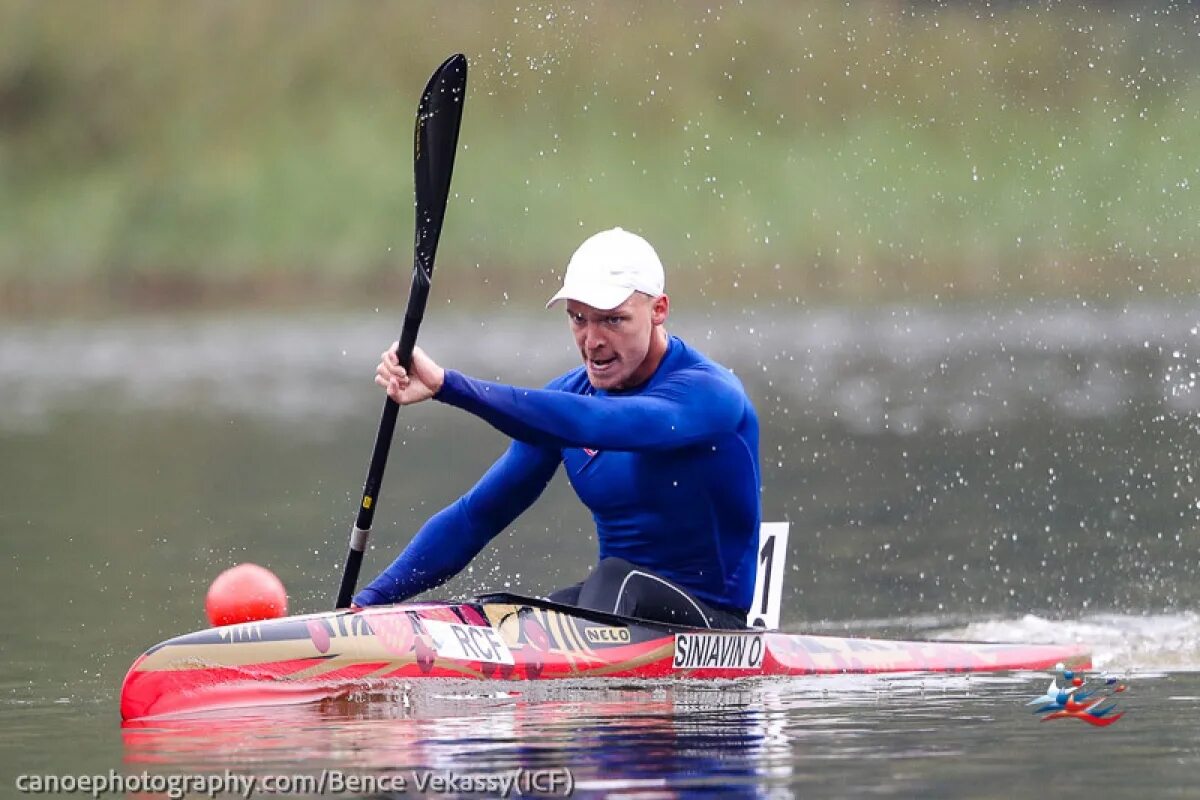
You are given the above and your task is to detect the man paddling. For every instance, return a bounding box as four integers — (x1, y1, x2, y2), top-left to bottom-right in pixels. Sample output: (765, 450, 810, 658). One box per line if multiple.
(353, 228, 761, 628)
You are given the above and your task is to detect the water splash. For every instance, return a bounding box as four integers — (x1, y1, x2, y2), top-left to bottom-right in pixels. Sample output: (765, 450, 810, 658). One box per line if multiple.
(937, 611, 1200, 671)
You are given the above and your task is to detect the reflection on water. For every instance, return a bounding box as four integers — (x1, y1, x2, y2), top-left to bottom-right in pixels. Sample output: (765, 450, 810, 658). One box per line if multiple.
(122, 684, 797, 797)
(116, 675, 1200, 797)
(120, 678, 1004, 797)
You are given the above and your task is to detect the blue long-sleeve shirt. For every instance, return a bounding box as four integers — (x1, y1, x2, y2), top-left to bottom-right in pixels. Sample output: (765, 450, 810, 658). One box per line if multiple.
(354, 335, 762, 612)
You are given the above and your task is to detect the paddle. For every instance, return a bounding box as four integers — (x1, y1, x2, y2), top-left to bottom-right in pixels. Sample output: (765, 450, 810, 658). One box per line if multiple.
(335, 54, 468, 609)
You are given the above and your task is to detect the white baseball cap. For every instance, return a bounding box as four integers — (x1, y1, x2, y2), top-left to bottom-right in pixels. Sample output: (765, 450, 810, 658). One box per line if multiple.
(545, 227, 665, 310)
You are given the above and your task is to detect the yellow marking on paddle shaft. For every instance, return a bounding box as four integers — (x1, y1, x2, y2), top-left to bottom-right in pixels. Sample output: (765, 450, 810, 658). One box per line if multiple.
(362, 496, 373, 510)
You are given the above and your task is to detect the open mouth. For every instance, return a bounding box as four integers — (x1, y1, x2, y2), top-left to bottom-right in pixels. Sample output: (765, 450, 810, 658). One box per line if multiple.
(589, 356, 617, 373)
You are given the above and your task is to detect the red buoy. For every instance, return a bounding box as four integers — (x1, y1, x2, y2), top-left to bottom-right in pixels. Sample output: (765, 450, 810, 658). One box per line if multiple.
(205, 563, 288, 626)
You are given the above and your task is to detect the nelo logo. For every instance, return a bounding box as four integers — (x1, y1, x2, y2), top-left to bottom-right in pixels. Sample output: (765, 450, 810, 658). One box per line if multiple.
(585, 626, 631, 644)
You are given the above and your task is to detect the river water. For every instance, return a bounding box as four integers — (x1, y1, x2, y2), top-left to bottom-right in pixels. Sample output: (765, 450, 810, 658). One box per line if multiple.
(3, 303, 1200, 797)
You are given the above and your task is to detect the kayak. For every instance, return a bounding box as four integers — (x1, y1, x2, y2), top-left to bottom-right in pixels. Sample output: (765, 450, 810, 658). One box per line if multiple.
(120, 593, 1091, 720)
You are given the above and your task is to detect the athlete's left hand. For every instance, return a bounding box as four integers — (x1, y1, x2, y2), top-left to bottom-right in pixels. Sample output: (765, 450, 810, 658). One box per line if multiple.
(375, 343, 446, 405)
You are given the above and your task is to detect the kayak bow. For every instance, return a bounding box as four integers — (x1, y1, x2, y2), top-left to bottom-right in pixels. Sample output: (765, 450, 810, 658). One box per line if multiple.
(120, 593, 1090, 720)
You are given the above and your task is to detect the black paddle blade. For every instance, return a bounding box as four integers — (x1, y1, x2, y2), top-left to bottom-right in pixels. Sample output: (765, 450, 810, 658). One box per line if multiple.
(413, 53, 467, 286)
(395, 53, 467, 369)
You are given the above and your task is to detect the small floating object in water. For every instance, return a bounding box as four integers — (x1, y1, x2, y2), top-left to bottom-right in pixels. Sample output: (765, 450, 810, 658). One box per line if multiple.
(205, 563, 287, 626)
(1028, 666, 1128, 727)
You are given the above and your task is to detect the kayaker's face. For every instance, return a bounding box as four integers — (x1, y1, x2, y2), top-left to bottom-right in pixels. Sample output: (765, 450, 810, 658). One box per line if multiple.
(566, 293, 669, 390)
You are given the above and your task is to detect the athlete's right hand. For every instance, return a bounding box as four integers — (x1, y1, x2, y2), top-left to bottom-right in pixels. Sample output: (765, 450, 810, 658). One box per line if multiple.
(375, 343, 446, 405)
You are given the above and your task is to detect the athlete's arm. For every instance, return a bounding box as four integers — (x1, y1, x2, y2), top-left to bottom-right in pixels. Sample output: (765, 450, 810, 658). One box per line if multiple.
(352, 440, 559, 606)
(434, 367, 745, 451)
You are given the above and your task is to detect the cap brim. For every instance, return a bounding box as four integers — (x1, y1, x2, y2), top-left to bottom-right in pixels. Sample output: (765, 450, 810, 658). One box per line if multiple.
(545, 282, 637, 310)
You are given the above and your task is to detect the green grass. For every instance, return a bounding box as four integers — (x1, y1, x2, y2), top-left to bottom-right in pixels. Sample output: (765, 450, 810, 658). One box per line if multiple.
(2, 1, 1199, 309)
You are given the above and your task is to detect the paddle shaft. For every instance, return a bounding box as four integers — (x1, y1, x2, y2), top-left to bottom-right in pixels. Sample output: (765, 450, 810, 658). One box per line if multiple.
(333, 278, 425, 610)
(335, 54, 467, 609)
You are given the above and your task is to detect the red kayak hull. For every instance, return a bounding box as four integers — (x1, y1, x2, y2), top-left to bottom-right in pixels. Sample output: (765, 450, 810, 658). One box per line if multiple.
(120, 594, 1091, 720)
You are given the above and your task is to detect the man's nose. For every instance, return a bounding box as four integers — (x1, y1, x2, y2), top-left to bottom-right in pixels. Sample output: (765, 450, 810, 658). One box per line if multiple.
(584, 323, 606, 351)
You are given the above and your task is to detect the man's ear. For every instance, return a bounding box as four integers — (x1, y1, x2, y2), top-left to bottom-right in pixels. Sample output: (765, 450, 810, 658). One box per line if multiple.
(651, 294, 670, 325)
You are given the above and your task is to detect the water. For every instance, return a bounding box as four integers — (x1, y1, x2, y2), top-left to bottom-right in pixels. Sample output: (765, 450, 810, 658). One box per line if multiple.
(3, 303, 1200, 797)
(112, 677, 1200, 798)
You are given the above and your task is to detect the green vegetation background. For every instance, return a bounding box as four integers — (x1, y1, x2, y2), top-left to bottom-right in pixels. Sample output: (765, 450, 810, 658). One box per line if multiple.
(2, 1, 1198, 311)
